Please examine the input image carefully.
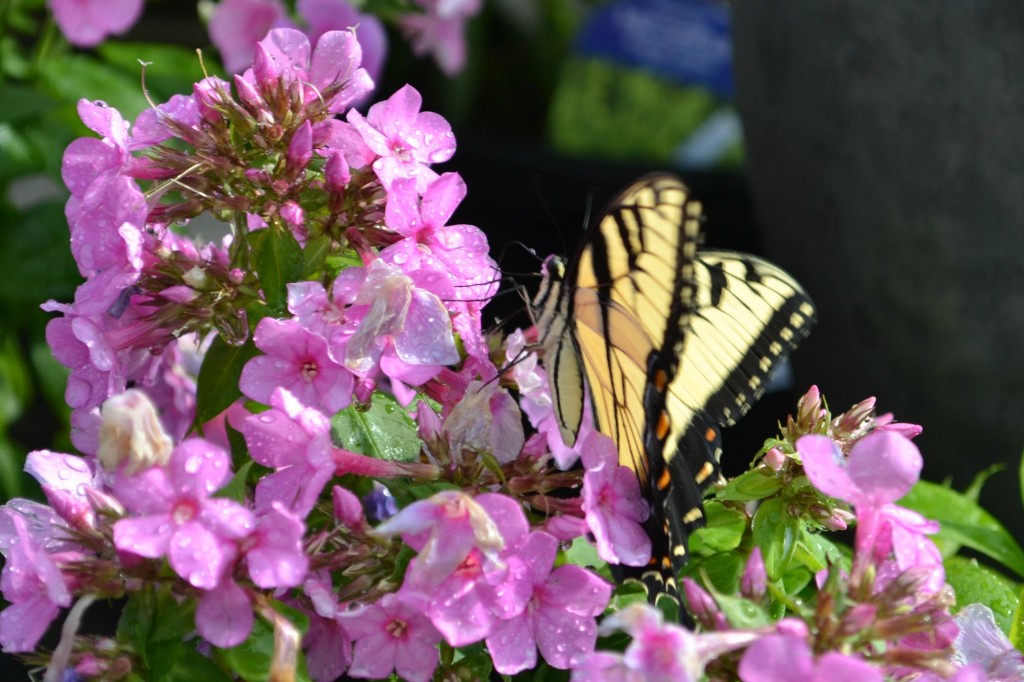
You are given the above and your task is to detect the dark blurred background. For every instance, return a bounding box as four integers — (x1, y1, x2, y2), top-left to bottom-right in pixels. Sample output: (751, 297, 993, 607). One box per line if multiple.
(3, 0, 1024, 676)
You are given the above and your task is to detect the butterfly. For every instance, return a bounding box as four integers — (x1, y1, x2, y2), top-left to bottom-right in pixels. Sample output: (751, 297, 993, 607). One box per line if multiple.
(532, 173, 815, 613)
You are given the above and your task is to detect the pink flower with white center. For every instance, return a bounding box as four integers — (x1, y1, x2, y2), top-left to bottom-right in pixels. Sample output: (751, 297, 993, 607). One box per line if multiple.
(346, 84, 456, 192)
(443, 380, 524, 464)
(486, 530, 612, 674)
(0, 511, 74, 652)
(799, 431, 942, 590)
(580, 430, 651, 566)
(112, 438, 255, 590)
(384, 173, 495, 291)
(49, 0, 144, 48)
(398, 0, 483, 76)
(738, 634, 883, 682)
(332, 259, 459, 393)
(242, 387, 336, 519)
(574, 604, 760, 682)
(374, 490, 506, 587)
(341, 593, 442, 682)
(209, 0, 293, 74)
(240, 316, 354, 415)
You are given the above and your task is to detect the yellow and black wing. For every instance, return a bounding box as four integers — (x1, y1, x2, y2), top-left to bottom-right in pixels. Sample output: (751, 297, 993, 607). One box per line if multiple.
(534, 173, 815, 611)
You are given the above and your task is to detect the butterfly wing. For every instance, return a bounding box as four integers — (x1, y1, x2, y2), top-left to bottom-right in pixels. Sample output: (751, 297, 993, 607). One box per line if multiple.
(534, 174, 815, 612)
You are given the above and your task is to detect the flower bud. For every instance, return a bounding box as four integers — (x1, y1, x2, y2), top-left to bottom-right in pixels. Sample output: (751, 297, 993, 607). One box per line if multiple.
(741, 547, 767, 601)
(96, 389, 173, 473)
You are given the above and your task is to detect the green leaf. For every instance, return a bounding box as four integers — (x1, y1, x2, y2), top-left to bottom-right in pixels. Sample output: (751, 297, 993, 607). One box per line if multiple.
(331, 393, 421, 462)
(0, 199, 80, 316)
(0, 434, 25, 500)
(118, 585, 200, 681)
(689, 502, 747, 554)
(96, 42, 210, 102)
(751, 497, 800, 580)
(1011, 584, 1024, 650)
(791, 528, 846, 575)
(1019, 449, 1024, 517)
(901, 480, 1024, 578)
(195, 335, 260, 425)
(254, 226, 303, 316)
(683, 551, 745, 594)
(946, 555, 1019, 633)
(563, 536, 604, 570)
(716, 468, 782, 501)
(38, 53, 149, 121)
(214, 460, 253, 504)
(301, 235, 331, 279)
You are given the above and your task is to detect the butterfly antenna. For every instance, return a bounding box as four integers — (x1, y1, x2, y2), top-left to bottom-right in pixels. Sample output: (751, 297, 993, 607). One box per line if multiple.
(532, 173, 569, 258)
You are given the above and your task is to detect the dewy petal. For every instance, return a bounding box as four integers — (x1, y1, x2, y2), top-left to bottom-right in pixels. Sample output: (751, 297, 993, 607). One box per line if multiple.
(247, 504, 308, 588)
(393, 288, 458, 366)
(0, 595, 60, 653)
(196, 580, 254, 648)
(420, 172, 465, 227)
(169, 521, 233, 589)
(798, 434, 859, 502)
(261, 28, 312, 82)
(168, 438, 231, 498)
(845, 431, 922, 505)
(813, 652, 884, 682)
(488, 615, 538, 675)
(738, 635, 814, 682)
(243, 405, 312, 468)
(310, 30, 361, 93)
(113, 514, 174, 558)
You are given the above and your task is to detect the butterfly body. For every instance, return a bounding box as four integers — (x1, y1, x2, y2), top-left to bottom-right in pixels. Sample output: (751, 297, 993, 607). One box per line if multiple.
(533, 174, 815, 611)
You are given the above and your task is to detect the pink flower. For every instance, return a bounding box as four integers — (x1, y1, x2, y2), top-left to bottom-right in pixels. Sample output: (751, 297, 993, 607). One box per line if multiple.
(384, 173, 494, 290)
(331, 259, 459, 396)
(297, 0, 388, 86)
(580, 430, 651, 566)
(574, 603, 758, 682)
(209, 0, 293, 74)
(112, 438, 255, 589)
(49, 0, 144, 48)
(346, 85, 456, 192)
(244, 502, 309, 588)
(401, 493, 531, 647)
(738, 634, 882, 682)
(954, 603, 1024, 680)
(341, 593, 442, 682)
(249, 28, 372, 114)
(240, 316, 354, 415)
(242, 387, 336, 518)
(374, 490, 506, 587)
(24, 450, 100, 532)
(485, 531, 612, 674)
(443, 380, 524, 464)
(800, 432, 942, 590)
(397, 0, 482, 76)
(0, 511, 74, 652)
(195, 578, 254, 647)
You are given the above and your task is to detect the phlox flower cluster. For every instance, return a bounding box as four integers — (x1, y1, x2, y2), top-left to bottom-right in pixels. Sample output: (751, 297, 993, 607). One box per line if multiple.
(0, 25, 661, 681)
